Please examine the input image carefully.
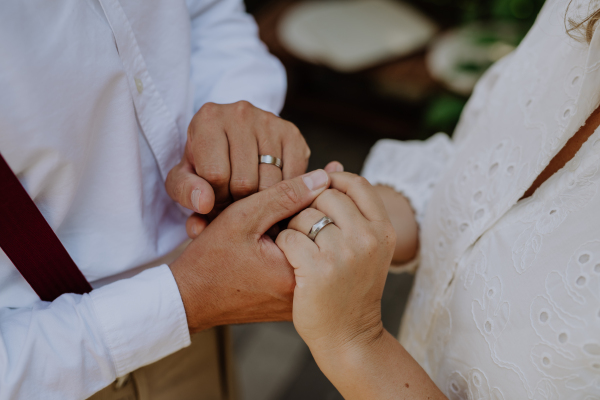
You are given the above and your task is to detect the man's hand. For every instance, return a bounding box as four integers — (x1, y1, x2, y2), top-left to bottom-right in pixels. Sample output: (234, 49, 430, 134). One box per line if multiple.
(166, 101, 311, 235)
(169, 169, 330, 333)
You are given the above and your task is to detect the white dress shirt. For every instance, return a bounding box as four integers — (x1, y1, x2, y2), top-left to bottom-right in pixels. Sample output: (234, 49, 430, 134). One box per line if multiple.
(363, 0, 600, 398)
(0, 0, 285, 398)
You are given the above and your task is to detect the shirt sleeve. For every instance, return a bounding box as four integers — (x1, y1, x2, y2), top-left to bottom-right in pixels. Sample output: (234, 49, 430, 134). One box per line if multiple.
(362, 133, 455, 226)
(186, 0, 287, 115)
(0, 265, 190, 400)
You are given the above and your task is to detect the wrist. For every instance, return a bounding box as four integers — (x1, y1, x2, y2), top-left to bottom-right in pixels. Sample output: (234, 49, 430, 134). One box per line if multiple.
(169, 257, 216, 333)
(309, 325, 393, 394)
(170, 250, 293, 333)
(308, 320, 386, 374)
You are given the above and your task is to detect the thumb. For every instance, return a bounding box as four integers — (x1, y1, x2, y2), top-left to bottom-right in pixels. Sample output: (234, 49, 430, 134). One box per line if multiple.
(234, 169, 330, 235)
(165, 159, 216, 214)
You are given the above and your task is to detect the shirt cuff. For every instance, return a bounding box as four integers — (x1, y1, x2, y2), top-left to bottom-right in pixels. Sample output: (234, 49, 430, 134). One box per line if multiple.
(90, 265, 191, 377)
(389, 253, 420, 275)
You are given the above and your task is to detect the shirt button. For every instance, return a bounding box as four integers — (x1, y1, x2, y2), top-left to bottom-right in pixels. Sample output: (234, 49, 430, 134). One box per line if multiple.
(134, 78, 144, 94)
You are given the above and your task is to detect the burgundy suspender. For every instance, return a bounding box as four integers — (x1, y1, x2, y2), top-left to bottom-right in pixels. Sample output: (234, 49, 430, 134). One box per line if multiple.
(0, 153, 92, 301)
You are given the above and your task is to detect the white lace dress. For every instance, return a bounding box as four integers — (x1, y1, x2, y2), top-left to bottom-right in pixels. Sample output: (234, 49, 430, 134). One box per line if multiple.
(362, 1, 600, 398)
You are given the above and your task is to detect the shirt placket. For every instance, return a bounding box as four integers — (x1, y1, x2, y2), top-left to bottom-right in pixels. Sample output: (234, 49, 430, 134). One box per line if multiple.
(97, 0, 184, 181)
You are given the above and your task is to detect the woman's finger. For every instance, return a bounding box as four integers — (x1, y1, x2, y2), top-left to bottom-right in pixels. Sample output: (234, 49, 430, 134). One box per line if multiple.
(276, 229, 319, 273)
(287, 207, 341, 248)
(328, 172, 388, 222)
(324, 161, 344, 173)
(311, 189, 366, 230)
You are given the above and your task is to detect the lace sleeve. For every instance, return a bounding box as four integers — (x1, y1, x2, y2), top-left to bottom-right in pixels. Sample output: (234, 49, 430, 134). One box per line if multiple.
(361, 133, 455, 273)
(362, 132, 455, 224)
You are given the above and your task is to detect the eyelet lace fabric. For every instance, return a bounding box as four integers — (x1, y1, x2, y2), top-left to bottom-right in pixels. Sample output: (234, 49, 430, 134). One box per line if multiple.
(362, 0, 600, 398)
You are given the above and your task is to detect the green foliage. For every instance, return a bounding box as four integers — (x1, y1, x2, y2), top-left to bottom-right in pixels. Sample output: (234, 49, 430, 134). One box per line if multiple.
(490, 0, 544, 21)
(418, 0, 545, 136)
(421, 94, 468, 137)
(415, 0, 545, 25)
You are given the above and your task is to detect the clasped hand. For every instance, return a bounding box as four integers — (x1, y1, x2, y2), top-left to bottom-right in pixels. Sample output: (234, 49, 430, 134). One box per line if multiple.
(170, 169, 395, 358)
(165, 101, 310, 235)
(167, 102, 395, 358)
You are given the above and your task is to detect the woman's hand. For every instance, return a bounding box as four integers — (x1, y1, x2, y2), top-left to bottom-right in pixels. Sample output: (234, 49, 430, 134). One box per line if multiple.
(276, 172, 446, 400)
(276, 172, 396, 352)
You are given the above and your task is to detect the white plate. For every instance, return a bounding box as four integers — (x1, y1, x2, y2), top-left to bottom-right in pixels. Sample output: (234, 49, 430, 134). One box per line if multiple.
(277, 0, 437, 72)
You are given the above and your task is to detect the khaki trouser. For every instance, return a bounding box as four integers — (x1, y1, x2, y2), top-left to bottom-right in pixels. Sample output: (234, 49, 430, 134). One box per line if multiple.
(88, 326, 237, 400)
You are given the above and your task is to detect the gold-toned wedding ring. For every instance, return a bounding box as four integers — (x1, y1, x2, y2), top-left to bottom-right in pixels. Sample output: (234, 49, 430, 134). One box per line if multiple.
(307, 216, 334, 241)
(259, 155, 283, 169)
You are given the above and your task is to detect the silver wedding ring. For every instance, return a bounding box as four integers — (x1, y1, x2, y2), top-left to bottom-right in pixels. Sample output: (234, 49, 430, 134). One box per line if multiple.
(308, 216, 334, 241)
(259, 155, 283, 169)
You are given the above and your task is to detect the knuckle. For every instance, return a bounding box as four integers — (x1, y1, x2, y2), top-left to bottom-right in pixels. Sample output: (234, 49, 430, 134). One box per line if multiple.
(202, 165, 229, 187)
(233, 100, 253, 116)
(282, 230, 298, 247)
(296, 209, 321, 230)
(230, 177, 256, 198)
(304, 144, 311, 160)
(284, 121, 301, 137)
(265, 113, 278, 130)
(352, 175, 371, 188)
(298, 207, 320, 220)
(197, 102, 219, 119)
(258, 183, 272, 191)
(186, 123, 195, 141)
(292, 124, 302, 137)
(384, 221, 396, 239)
(318, 188, 341, 203)
(317, 188, 333, 200)
(359, 230, 379, 253)
(275, 181, 302, 211)
(382, 223, 397, 252)
(292, 130, 310, 158)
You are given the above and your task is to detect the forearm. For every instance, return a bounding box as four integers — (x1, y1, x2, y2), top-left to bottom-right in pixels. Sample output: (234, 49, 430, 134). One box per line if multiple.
(0, 266, 189, 399)
(312, 329, 447, 400)
(374, 185, 419, 264)
(188, 0, 286, 114)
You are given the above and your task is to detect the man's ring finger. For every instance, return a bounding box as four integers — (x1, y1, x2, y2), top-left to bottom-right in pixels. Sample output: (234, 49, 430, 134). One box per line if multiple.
(259, 155, 283, 169)
(308, 216, 335, 241)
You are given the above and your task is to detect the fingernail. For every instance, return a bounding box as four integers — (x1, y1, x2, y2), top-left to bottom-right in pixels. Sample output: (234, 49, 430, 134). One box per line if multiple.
(302, 169, 328, 191)
(191, 189, 202, 212)
(334, 162, 344, 172)
(191, 224, 198, 237)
